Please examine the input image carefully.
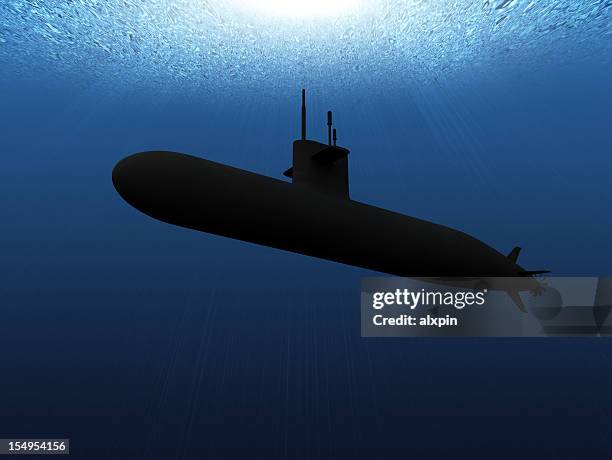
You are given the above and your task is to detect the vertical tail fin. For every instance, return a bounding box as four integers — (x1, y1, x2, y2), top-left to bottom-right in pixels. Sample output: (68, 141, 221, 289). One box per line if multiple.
(507, 246, 521, 263)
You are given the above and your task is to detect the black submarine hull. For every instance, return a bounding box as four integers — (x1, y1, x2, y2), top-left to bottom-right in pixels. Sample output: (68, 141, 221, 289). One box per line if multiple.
(112, 151, 526, 278)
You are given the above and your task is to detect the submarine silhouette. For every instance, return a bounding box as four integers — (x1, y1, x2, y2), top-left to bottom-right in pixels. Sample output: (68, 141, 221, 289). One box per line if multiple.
(112, 90, 548, 309)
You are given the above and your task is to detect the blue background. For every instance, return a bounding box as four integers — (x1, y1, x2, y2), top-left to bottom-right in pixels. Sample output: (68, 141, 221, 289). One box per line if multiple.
(1, 1, 611, 458)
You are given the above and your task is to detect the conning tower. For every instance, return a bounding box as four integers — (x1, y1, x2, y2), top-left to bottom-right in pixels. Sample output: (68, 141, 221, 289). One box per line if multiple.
(283, 89, 350, 198)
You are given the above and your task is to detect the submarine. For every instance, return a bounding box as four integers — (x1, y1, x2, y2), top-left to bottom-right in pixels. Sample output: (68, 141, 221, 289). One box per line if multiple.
(112, 90, 548, 310)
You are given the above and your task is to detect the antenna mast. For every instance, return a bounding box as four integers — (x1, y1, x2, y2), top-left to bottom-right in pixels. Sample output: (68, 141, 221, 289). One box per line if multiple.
(327, 111, 333, 146)
(301, 89, 307, 140)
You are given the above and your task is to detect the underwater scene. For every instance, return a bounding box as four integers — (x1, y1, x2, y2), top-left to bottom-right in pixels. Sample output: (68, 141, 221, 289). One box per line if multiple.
(1, 1, 612, 458)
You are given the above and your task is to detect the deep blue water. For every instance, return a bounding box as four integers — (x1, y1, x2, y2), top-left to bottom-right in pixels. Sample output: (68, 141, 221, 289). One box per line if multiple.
(1, 1, 612, 458)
